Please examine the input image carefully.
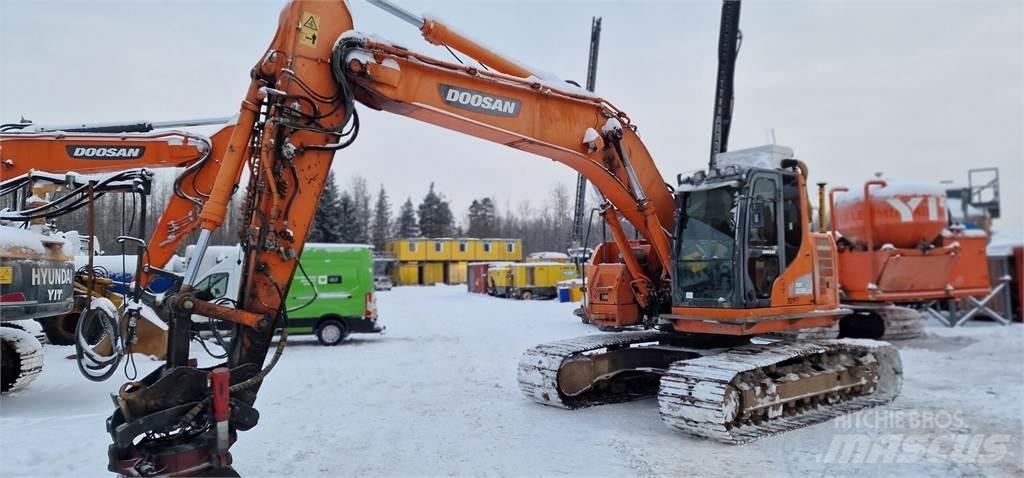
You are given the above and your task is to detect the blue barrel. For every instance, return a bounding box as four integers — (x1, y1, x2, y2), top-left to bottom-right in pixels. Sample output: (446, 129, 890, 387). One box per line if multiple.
(558, 287, 570, 303)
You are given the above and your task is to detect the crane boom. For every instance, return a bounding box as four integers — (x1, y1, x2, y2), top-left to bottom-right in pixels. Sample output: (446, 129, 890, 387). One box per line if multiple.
(708, 0, 742, 168)
(570, 17, 603, 251)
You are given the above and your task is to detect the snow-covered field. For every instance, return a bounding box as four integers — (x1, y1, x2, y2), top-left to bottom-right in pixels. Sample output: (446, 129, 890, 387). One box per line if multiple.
(2, 285, 1022, 477)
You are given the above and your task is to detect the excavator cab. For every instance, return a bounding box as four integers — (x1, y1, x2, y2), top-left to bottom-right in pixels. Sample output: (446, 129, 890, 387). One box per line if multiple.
(672, 163, 803, 309)
(663, 145, 846, 336)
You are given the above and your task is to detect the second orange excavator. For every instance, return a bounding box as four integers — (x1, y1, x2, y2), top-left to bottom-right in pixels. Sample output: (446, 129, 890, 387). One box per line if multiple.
(826, 178, 992, 339)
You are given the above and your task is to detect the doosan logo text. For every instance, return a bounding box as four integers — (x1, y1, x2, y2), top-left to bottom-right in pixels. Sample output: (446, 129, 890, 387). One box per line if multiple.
(439, 85, 520, 117)
(66, 146, 146, 159)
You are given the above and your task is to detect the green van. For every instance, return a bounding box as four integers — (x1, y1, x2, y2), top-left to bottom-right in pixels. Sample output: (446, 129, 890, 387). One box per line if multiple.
(192, 243, 383, 345)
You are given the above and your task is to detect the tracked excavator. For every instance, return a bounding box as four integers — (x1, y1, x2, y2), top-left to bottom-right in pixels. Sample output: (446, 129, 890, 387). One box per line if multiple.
(1, 122, 237, 283)
(0, 124, 235, 388)
(5, 0, 901, 474)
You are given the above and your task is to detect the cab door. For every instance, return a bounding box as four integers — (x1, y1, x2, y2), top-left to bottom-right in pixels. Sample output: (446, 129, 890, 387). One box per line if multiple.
(744, 173, 783, 306)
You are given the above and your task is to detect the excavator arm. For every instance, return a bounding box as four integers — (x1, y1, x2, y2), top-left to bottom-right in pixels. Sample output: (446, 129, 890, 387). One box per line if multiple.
(0, 127, 237, 287)
(105, 1, 679, 475)
(340, 34, 676, 272)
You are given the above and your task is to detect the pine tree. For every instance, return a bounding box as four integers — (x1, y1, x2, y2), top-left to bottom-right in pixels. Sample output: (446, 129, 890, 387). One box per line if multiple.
(350, 175, 372, 243)
(467, 197, 497, 237)
(371, 184, 391, 250)
(395, 197, 419, 238)
(417, 182, 454, 237)
(309, 170, 342, 243)
(337, 191, 360, 242)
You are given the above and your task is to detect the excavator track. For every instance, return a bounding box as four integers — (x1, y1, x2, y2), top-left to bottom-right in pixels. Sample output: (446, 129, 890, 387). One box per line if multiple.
(658, 339, 902, 444)
(1, 324, 45, 394)
(518, 331, 680, 409)
(874, 306, 924, 340)
(840, 305, 924, 341)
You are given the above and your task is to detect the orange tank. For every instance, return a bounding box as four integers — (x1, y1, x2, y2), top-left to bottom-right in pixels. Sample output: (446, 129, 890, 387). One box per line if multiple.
(832, 179, 948, 249)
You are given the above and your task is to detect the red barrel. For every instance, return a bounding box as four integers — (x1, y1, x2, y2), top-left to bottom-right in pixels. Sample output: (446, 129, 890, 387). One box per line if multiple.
(833, 179, 948, 249)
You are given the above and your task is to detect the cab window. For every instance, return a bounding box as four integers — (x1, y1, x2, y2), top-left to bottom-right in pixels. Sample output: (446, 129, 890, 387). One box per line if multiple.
(782, 174, 803, 267)
(195, 272, 230, 299)
(746, 176, 780, 301)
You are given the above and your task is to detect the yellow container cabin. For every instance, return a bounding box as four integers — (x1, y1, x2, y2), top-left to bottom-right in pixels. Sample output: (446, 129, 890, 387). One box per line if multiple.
(508, 262, 577, 300)
(425, 238, 453, 261)
(392, 262, 420, 286)
(421, 262, 445, 284)
(486, 264, 513, 296)
(446, 261, 467, 284)
(451, 238, 478, 261)
(499, 239, 523, 261)
(388, 238, 427, 261)
(475, 239, 502, 261)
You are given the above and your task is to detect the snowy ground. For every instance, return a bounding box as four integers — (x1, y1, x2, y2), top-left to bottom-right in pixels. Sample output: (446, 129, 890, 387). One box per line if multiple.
(2, 285, 1022, 477)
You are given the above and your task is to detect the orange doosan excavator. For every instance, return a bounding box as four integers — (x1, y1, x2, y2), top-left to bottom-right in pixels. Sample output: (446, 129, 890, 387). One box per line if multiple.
(0, 123, 247, 388)
(1, 122, 239, 282)
(3, 1, 903, 475)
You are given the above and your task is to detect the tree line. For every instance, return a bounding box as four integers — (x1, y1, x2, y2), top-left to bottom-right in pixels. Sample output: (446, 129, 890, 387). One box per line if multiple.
(309, 173, 609, 254)
(10, 169, 610, 256)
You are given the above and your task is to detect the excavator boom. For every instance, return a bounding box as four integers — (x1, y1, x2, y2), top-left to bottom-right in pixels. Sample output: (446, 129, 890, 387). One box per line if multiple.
(0, 125, 237, 288)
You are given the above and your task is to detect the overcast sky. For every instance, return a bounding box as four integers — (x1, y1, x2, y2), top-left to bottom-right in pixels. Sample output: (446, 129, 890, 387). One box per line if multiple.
(2, 0, 1021, 228)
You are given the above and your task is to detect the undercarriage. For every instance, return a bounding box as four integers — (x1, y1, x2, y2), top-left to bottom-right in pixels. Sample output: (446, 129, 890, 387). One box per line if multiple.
(518, 331, 902, 443)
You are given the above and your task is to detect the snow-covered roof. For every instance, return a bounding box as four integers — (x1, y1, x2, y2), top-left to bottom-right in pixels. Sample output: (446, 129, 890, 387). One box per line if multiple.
(988, 229, 1024, 257)
(528, 252, 570, 260)
(835, 179, 947, 205)
(714, 145, 795, 172)
(515, 261, 574, 267)
(0, 225, 72, 257)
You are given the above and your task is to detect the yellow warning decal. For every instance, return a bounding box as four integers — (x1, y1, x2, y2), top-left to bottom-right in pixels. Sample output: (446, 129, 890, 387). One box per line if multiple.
(0, 266, 12, 285)
(299, 11, 320, 47)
